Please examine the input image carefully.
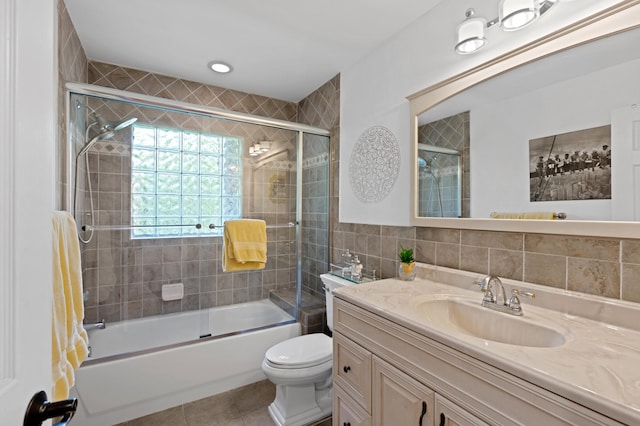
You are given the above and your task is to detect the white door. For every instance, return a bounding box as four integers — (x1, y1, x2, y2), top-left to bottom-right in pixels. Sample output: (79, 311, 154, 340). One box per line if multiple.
(0, 0, 56, 423)
(611, 103, 640, 220)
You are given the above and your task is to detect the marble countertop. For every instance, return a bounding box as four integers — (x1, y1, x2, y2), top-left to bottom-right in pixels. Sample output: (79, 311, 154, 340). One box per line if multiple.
(333, 264, 640, 425)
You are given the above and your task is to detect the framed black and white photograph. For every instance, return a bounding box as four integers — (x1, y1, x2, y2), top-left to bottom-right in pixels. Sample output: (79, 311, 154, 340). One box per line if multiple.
(529, 125, 611, 202)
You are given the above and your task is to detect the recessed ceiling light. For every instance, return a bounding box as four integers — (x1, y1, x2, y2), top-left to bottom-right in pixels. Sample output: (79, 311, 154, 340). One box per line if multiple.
(207, 61, 233, 74)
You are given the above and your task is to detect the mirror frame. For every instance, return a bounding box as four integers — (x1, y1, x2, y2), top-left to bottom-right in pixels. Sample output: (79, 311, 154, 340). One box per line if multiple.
(409, 0, 640, 238)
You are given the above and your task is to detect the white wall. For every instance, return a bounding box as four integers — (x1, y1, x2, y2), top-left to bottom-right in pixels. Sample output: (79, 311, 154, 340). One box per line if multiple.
(339, 0, 624, 225)
(472, 58, 640, 221)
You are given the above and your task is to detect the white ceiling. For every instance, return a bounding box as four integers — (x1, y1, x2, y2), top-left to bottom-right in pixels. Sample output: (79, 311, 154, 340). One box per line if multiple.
(64, 0, 444, 103)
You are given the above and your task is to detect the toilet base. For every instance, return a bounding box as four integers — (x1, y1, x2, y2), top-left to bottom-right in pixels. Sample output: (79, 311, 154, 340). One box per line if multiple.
(267, 383, 332, 426)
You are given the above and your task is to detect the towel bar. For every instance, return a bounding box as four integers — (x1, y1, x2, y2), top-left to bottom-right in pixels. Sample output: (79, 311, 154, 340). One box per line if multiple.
(82, 222, 296, 231)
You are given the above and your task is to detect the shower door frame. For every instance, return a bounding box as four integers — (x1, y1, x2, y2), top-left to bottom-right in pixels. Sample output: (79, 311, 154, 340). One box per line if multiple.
(64, 81, 330, 322)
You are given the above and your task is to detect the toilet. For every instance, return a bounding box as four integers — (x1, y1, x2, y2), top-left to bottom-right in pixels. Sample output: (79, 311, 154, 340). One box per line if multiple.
(262, 273, 354, 426)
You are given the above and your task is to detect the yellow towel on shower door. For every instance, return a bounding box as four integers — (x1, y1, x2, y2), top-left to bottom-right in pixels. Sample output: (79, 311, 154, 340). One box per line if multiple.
(223, 219, 267, 272)
(52, 211, 89, 401)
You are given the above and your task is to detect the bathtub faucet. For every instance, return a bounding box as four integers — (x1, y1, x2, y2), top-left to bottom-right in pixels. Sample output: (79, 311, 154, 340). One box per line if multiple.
(84, 319, 106, 331)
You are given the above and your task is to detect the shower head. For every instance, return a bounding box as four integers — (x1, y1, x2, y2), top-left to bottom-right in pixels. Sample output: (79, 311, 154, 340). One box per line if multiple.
(75, 102, 138, 158)
(102, 116, 138, 132)
(77, 101, 138, 137)
(92, 114, 137, 137)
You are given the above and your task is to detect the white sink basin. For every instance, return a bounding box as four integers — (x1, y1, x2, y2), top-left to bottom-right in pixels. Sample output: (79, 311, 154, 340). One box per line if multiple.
(411, 296, 566, 348)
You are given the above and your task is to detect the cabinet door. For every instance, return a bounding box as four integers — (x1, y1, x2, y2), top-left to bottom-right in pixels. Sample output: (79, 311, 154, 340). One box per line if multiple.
(334, 384, 371, 426)
(373, 357, 435, 426)
(435, 394, 489, 426)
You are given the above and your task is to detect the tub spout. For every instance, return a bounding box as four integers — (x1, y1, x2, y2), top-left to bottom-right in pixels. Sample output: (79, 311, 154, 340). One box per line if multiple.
(84, 319, 106, 331)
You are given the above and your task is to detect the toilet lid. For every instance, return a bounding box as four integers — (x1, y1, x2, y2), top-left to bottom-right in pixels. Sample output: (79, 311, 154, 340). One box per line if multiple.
(265, 333, 332, 368)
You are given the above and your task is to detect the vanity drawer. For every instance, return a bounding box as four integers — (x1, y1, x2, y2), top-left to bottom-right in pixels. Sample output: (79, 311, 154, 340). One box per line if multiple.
(334, 383, 371, 426)
(334, 332, 372, 412)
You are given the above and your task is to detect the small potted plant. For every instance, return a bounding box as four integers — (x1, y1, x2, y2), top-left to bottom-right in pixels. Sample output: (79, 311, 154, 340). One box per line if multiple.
(398, 244, 416, 281)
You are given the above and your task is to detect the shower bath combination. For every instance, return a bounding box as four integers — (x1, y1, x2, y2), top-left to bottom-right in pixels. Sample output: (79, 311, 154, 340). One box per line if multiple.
(73, 101, 137, 243)
(65, 83, 331, 425)
(417, 143, 462, 218)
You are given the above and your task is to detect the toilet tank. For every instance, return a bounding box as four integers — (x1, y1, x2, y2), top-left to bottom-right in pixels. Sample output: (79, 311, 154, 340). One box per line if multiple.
(320, 273, 356, 331)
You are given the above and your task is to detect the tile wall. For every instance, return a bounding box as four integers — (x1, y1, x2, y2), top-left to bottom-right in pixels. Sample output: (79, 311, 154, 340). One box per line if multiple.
(57, 0, 87, 210)
(298, 76, 340, 298)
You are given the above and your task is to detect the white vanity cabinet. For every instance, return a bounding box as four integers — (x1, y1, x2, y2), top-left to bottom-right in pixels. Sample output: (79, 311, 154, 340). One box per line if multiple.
(332, 297, 623, 426)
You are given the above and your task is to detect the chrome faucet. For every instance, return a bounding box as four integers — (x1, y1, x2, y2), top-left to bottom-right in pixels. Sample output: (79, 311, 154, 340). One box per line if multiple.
(475, 275, 535, 316)
(480, 275, 506, 305)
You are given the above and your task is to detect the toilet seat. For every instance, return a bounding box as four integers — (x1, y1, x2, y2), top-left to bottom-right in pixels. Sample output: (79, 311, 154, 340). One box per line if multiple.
(265, 333, 332, 369)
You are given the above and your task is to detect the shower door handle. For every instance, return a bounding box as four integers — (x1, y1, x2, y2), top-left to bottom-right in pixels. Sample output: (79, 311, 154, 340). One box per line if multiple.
(24, 390, 77, 426)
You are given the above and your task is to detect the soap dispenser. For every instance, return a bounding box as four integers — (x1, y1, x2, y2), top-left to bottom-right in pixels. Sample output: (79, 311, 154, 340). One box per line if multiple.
(341, 249, 353, 275)
(351, 255, 363, 280)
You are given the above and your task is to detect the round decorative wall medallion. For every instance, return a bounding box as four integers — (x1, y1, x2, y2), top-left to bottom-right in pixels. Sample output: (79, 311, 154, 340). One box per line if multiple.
(349, 126, 400, 203)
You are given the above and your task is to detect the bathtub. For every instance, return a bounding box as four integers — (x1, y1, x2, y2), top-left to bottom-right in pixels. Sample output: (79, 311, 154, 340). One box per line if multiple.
(70, 299, 300, 426)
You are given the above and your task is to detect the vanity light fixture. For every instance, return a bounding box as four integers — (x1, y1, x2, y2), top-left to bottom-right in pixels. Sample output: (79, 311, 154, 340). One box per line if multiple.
(248, 140, 272, 157)
(500, 0, 539, 31)
(455, 0, 557, 54)
(207, 60, 233, 74)
(259, 140, 271, 152)
(455, 9, 490, 55)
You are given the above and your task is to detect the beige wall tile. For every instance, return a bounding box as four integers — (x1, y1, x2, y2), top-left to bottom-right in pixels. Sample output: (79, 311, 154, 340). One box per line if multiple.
(567, 258, 620, 298)
(524, 253, 566, 289)
(356, 223, 381, 236)
(436, 242, 460, 269)
(382, 225, 415, 239)
(489, 249, 523, 281)
(415, 239, 436, 265)
(460, 246, 488, 275)
(367, 234, 381, 258)
(461, 230, 523, 251)
(380, 236, 398, 260)
(621, 263, 640, 303)
(380, 258, 397, 279)
(525, 234, 619, 262)
(621, 240, 640, 264)
(417, 227, 460, 244)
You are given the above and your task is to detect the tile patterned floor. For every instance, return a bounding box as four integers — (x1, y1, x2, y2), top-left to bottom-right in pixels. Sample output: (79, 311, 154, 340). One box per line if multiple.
(115, 380, 332, 426)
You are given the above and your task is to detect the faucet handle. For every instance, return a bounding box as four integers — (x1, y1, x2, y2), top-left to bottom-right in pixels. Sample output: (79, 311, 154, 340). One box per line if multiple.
(473, 276, 486, 288)
(508, 289, 535, 313)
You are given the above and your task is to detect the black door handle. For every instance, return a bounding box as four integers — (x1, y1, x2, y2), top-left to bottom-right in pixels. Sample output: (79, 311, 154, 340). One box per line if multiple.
(418, 401, 427, 426)
(439, 412, 446, 426)
(24, 391, 77, 426)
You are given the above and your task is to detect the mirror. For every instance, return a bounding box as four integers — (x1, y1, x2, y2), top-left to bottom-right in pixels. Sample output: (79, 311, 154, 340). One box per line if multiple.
(409, 2, 640, 238)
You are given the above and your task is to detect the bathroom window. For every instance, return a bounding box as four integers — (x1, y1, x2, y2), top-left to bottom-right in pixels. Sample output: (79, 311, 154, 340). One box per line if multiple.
(130, 124, 242, 238)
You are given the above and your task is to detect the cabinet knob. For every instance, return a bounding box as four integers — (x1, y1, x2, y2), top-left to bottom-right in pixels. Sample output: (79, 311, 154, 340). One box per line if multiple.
(343, 365, 351, 373)
(439, 412, 446, 426)
(343, 423, 351, 426)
